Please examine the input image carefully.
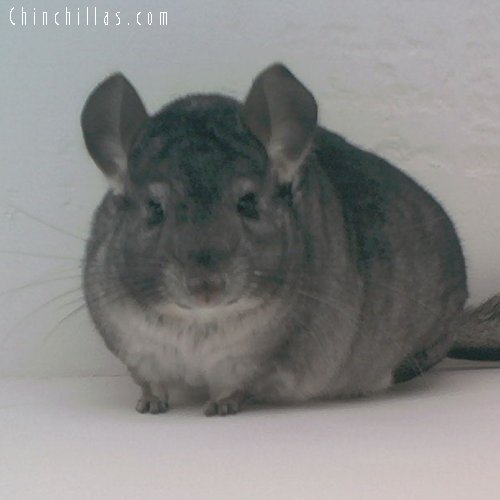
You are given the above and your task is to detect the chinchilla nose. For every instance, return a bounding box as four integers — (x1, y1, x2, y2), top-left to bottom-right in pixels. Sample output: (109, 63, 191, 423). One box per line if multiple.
(185, 274, 226, 304)
(188, 248, 226, 269)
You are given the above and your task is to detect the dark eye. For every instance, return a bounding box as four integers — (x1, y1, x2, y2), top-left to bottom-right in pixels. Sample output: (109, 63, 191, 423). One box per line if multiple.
(237, 192, 259, 219)
(147, 200, 165, 225)
(276, 183, 293, 207)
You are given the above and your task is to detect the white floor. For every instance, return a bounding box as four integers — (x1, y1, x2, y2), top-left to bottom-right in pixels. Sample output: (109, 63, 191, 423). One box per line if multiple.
(1, 359, 500, 500)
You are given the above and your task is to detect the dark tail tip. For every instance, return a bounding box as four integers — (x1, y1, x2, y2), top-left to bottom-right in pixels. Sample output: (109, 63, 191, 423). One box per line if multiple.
(449, 294, 500, 362)
(448, 347, 500, 361)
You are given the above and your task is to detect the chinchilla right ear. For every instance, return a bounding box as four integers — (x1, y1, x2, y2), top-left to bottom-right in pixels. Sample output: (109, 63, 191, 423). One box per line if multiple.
(81, 73, 148, 193)
(241, 64, 318, 184)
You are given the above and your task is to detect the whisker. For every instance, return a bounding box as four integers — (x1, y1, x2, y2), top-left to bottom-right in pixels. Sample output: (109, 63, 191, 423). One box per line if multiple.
(41, 303, 89, 344)
(0, 286, 84, 349)
(0, 250, 81, 261)
(0, 274, 83, 303)
(10, 204, 87, 242)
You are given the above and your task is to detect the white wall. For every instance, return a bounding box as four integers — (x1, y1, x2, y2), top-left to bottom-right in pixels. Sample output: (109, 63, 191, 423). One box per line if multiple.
(1, 0, 500, 377)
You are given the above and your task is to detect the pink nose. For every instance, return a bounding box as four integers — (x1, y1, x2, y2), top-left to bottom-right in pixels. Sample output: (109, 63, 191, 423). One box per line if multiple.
(185, 275, 226, 305)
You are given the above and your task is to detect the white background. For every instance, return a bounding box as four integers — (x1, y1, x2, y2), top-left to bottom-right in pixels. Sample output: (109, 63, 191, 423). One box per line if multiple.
(1, 0, 500, 377)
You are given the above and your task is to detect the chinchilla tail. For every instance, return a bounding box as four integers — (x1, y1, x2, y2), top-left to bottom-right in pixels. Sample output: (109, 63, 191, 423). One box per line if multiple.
(393, 294, 500, 384)
(448, 294, 500, 361)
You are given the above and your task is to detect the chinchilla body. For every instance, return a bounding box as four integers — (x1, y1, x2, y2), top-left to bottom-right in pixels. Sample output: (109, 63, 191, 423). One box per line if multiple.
(81, 65, 496, 415)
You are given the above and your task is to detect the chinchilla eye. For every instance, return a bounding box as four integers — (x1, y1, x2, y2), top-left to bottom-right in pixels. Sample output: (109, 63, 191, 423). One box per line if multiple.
(237, 192, 259, 219)
(276, 183, 293, 207)
(147, 200, 165, 225)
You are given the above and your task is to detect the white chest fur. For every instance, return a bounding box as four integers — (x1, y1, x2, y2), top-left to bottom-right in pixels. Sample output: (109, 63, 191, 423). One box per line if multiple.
(104, 300, 276, 392)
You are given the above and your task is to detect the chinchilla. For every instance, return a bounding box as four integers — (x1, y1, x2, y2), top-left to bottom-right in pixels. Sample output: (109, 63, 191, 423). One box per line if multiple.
(80, 64, 500, 416)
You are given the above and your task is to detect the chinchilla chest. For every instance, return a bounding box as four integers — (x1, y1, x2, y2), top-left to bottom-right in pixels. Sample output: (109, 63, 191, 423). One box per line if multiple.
(102, 300, 272, 390)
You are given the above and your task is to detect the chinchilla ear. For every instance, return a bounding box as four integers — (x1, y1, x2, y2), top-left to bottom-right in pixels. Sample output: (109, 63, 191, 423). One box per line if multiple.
(241, 64, 318, 183)
(81, 73, 148, 193)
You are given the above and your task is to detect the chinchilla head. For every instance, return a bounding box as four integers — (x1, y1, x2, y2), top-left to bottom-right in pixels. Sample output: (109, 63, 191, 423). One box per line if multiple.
(81, 64, 318, 317)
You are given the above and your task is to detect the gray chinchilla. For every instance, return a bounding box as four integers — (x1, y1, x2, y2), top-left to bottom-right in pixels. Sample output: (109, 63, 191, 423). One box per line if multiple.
(81, 64, 500, 416)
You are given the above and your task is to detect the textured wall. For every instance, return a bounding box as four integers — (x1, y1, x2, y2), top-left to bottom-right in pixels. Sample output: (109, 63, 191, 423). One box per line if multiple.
(1, 0, 500, 376)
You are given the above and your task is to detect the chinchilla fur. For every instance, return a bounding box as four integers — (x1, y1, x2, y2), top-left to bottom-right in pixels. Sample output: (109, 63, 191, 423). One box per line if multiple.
(80, 64, 500, 415)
